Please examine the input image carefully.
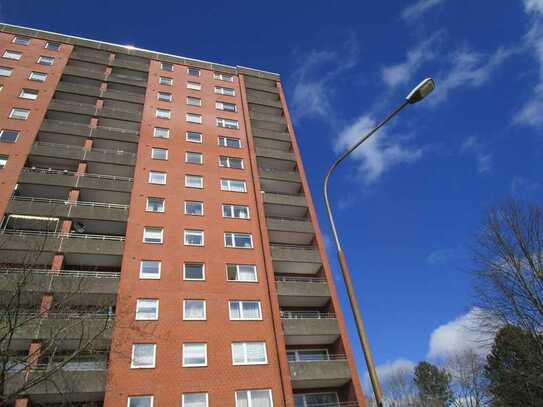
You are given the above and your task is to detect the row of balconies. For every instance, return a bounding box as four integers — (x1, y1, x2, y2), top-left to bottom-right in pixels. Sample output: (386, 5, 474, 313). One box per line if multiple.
(63, 63, 148, 88)
(70, 47, 149, 72)
(56, 80, 146, 104)
(48, 98, 142, 123)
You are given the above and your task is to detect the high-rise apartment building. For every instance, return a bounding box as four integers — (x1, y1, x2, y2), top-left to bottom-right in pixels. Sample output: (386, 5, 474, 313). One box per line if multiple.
(0, 23, 365, 407)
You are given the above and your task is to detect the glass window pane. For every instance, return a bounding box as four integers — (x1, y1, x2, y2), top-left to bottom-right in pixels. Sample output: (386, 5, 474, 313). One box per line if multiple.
(184, 300, 205, 320)
(242, 302, 260, 319)
(236, 392, 250, 407)
(183, 343, 206, 366)
(229, 302, 241, 319)
(184, 263, 204, 280)
(238, 265, 256, 281)
(132, 344, 155, 367)
(183, 393, 207, 407)
(251, 390, 272, 407)
(128, 396, 153, 407)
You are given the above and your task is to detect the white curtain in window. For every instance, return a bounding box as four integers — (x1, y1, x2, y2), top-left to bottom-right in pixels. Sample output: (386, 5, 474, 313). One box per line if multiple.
(184, 344, 206, 365)
(230, 302, 241, 319)
(251, 390, 272, 407)
(236, 392, 250, 407)
(242, 302, 260, 319)
(246, 343, 266, 363)
(185, 301, 204, 319)
(183, 393, 207, 407)
(238, 265, 256, 281)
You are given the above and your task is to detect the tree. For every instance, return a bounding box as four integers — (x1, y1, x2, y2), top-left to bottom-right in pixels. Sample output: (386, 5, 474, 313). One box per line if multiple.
(414, 361, 453, 407)
(485, 325, 543, 406)
(446, 350, 489, 407)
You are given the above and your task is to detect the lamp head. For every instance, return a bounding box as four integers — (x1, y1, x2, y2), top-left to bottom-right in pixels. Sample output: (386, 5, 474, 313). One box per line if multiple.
(406, 78, 436, 104)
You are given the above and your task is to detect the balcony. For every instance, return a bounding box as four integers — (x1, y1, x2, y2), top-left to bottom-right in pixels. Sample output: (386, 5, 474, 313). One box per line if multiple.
(246, 88, 282, 107)
(256, 147, 296, 171)
(259, 168, 301, 195)
(56, 81, 102, 98)
(102, 88, 145, 104)
(275, 276, 330, 307)
(98, 106, 142, 123)
(92, 125, 139, 145)
(110, 57, 149, 72)
(250, 111, 285, 125)
(262, 192, 308, 219)
(48, 99, 97, 117)
(244, 77, 279, 93)
(40, 119, 91, 138)
(63, 65, 107, 81)
(281, 311, 340, 345)
(267, 217, 314, 245)
(289, 355, 351, 389)
(271, 245, 322, 275)
(251, 118, 287, 133)
(70, 48, 110, 65)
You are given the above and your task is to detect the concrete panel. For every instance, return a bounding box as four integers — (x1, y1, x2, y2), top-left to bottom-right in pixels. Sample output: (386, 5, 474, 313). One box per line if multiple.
(256, 147, 295, 162)
(251, 127, 291, 142)
(48, 99, 97, 116)
(76, 176, 133, 193)
(92, 126, 139, 144)
(289, 360, 351, 389)
(40, 120, 91, 138)
(56, 82, 102, 97)
(61, 237, 124, 256)
(282, 318, 340, 345)
(18, 171, 77, 188)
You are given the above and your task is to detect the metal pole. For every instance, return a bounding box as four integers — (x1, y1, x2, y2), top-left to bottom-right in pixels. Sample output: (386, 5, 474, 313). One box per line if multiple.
(323, 100, 409, 407)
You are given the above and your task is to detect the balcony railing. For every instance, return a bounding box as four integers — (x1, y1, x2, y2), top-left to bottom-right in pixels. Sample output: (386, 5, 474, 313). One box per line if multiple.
(288, 354, 347, 363)
(270, 243, 317, 250)
(33, 141, 136, 158)
(11, 195, 129, 210)
(0, 267, 120, 279)
(0, 229, 125, 241)
(280, 311, 336, 319)
(275, 276, 326, 283)
(22, 167, 134, 182)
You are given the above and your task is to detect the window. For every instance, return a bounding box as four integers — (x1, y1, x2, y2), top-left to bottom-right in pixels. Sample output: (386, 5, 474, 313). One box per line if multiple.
(186, 151, 203, 165)
(37, 56, 55, 66)
(0, 129, 19, 143)
(128, 396, 154, 407)
(186, 113, 202, 124)
(182, 393, 208, 407)
(143, 227, 163, 244)
(225, 232, 253, 249)
(187, 96, 202, 106)
(215, 86, 235, 96)
(19, 89, 39, 100)
(187, 81, 202, 91)
(217, 118, 240, 129)
(45, 42, 61, 51)
(222, 204, 250, 219)
(161, 62, 173, 71)
(12, 36, 30, 45)
(184, 263, 204, 280)
(186, 131, 202, 143)
(0, 155, 7, 169)
(219, 156, 244, 169)
(183, 343, 207, 367)
(214, 72, 234, 82)
(229, 301, 262, 320)
(29, 71, 47, 82)
(183, 300, 206, 320)
(131, 344, 156, 368)
(148, 171, 167, 184)
(294, 393, 339, 407)
(9, 108, 30, 120)
(153, 127, 170, 139)
(227, 264, 257, 282)
(0, 66, 13, 77)
(157, 91, 172, 102)
(136, 299, 159, 320)
(287, 349, 329, 362)
(235, 390, 273, 407)
(187, 67, 200, 76)
(156, 108, 171, 119)
(3, 50, 22, 60)
(218, 136, 241, 149)
(216, 101, 237, 112)
(220, 179, 246, 192)
(185, 175, 203, 189)
(146, 197, 165, 212)
(159, 76, 173, 86)
(140, 260, 161, 279)
(184, 230, 204, 246)
(151, 148, 168, 160)
(185, 201, 203, 216)
(232, 342, 267, 365)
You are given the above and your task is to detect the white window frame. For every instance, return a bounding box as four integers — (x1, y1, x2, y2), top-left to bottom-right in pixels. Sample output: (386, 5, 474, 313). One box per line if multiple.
(146, 197, 165, 213)
(224, 232, 254, 249)
(161, 62, 174, 72)
(229, 300, 262, 321)
(29, 71, 47, 82)
(19, 89, 39, 100)
(127, 396, 154, 407)
(185, 151, 203, 165)
(45, 42, 61, 51)
(186, 131, 202, 143)
(0, 155, 8, 169)
(151, 148, 168, 161)
(148, 171, 167, 184)
(219, 156, 244, 170)
(0, 66, 13, 77)
(183, 300, 207, 321)
(159, 76, 173, 86)
(131, 344, 156, 369)
(183, 263, 205, 281)
(12, 36, 30, 45)
(9, 108, 30, 120)
(135, 299, 159, 321)
(143, 227, 164, 244)
(232, 342, 268, 365)
(226, 264, 258, 282)
(220, 179, 247, 193)
(153, 127, 170, 139)
(186, 113, 202, 124)
(185, 175, 203, 189)
(156, 108, 171, 120)
(235, 389, 273, 407)
(187, 67, 201, 77)
(182, 393, 208, 407)
(222, 204, 250, 220)
(217, 118, 240, 129)
(218, 136, 241, 149)
(187, 81, 202, 91)
(214, 86, 235, 96)
(184, 201, 204, 216)
(182, 343, 207, 367)
(216, 101, 237, 112)
(214, 72, 234, 82)
(157, 91, 172, 102)
(184, 229, 204, 246)
(187, 96, 202, 106)
(3, 50, 22, 60)
(139, 260, 161, 280)
(0, 129, 20, 143)
(37, 56, 55, 66)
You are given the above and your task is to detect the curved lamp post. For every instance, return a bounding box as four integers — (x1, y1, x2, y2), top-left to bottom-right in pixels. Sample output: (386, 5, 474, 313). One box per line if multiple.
(323, 78, 436, 407)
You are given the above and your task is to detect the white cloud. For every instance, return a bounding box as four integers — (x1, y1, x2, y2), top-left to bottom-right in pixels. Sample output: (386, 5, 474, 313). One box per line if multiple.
(460, 136, 493, 175)
(428, 308, 493, 359)
(524, 0, 543, 13)
(365, 358, 415, 390)
(402, 0, 446, 22)
(426, 247, 461, 265)
(382, 34, 441, 88)
(335, 115, 423, 184)
(511, 176, 540, 196)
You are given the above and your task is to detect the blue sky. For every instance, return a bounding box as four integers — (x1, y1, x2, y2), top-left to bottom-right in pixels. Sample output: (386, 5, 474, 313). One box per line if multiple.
(3, 0, 543, 389)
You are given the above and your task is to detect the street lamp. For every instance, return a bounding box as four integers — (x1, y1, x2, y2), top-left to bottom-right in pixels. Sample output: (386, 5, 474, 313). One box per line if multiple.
(323, 78, 435, 407)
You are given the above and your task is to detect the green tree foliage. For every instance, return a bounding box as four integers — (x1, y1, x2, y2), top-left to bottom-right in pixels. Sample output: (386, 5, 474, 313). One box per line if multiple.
(414, 361, 453, 406)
